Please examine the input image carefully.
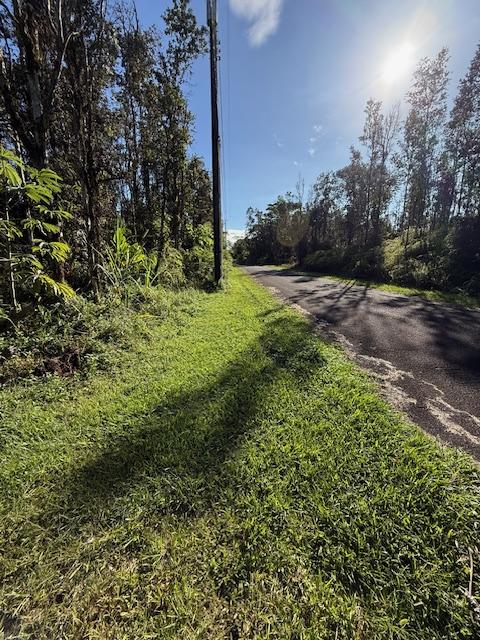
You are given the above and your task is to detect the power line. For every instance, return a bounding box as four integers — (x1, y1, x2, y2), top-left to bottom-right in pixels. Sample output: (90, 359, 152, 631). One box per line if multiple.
(218, 2, 231, 235)
(207, 0, 223, 284)
(218, 24, 227, 232)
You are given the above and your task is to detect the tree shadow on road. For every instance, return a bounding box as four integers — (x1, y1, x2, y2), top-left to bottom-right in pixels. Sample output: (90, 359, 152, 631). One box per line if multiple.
(262, 269, 480, 384)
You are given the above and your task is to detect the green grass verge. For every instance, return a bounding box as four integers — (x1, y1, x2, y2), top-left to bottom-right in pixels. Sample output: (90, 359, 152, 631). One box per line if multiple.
(1, 269, 479, 639)
(264, 265, 480, 308)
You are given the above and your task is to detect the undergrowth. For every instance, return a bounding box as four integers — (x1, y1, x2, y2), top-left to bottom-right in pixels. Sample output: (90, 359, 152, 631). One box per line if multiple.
(0, 285, 199, 383)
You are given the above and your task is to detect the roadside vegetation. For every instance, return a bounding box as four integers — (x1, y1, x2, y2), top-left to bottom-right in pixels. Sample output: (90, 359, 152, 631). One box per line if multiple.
(0, 0, 218, 384)
(1, 0, 210, 323)
(0, 146, 215, 383)
(232, 45, 480, 299)
(1, 269, 479, 639)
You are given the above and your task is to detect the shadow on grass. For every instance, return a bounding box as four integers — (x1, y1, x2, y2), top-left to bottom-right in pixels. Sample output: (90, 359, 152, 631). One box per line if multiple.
(38, 312, 324, 526)
(4, 300, 479, 639)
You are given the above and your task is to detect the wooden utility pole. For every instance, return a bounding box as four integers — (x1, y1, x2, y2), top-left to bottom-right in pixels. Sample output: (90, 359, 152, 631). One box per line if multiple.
(207, 0, 223, 284)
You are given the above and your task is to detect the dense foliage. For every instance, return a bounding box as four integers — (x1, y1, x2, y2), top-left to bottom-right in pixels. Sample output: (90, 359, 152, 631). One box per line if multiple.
(0, 0, 213, 320)
(233, 45, 480, 295)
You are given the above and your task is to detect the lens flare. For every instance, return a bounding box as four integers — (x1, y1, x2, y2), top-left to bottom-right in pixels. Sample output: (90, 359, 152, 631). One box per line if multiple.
(382, 41, 415, 84)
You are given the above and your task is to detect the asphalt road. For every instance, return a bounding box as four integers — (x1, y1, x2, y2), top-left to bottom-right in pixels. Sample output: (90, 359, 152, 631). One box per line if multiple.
(244, 266, 480, 461)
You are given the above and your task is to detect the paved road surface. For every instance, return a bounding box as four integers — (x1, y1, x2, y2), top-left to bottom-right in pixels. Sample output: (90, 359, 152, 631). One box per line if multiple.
(244, 266, 480, 461)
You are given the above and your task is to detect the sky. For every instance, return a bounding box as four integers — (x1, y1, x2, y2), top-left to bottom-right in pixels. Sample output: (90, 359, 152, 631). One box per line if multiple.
(135, 0, 480, 235)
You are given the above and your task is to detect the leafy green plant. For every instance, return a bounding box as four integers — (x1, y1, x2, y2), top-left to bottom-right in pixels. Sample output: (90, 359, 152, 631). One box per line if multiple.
(155, 244, 186, 289)
(183, 222, 214, 287)
(0, 146, 74, 317)
(99, 223, 166, 301)
(100, 223, 147, 288)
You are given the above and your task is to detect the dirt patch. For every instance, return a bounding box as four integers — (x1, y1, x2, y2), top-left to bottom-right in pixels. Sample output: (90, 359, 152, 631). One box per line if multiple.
(1, 344, 85, 382)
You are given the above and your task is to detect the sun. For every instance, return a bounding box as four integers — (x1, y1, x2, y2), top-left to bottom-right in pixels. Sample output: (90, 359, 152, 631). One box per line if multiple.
(382, 41, 415, 84)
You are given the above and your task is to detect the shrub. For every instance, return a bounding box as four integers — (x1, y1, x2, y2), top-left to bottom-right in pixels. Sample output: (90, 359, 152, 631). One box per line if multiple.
(303, 247, 345, 273)
(344, 245, 386, 279)
(231, 237, 250, 264)
(447, 217, 480, 294)
(100, 222, 165, 294)
(383, 228, 452, 291)
(156, 244, 186, 289)
(0, 146, 74, 319)
(183, 223, 214, 287)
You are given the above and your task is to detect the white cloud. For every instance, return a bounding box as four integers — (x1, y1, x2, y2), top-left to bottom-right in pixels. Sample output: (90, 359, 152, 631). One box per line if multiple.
(230, 0, 284, 46)
(307, 125, 323, 155)
(293, 160, 300, 166)
(226, 229, 245, 247)
(273, 132, 284, 148)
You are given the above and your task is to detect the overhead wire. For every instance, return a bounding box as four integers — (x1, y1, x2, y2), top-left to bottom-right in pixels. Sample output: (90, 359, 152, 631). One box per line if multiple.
(217, 1, 230, 237)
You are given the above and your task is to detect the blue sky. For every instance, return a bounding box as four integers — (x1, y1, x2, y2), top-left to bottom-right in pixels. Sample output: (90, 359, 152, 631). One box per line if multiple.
(136, 0, 480, 233)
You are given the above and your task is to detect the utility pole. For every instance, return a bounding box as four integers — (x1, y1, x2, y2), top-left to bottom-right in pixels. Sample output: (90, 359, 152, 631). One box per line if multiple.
(207, 0, 223, 284)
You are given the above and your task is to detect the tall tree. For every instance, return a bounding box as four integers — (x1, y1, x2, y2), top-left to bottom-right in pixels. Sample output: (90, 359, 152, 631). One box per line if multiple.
(337, 147, 368, 247)
(0, 0, 210, 299)
(447, 44, 480, 218)
(115, 4, 157, 240)
(60, 0, 119, 294)
(359, 100, 399, 243)
(400, 48, 449, 236)
(308, 171, 341, 250)
(0, 0, 80, 168)
(155, 0, 207, 255)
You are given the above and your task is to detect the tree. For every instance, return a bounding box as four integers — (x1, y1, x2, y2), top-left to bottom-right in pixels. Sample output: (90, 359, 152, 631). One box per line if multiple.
(237, 43, 480, 294)
(155, 0, 207, 255)
(360, 99, 382, 243)
(0, 0, 210, 302)
(242, 195, 305, 265)
(447, 44, 480, 218)
(337, 147, 368, 247)
(308, 171, 341, 250)
(115, 3, 157, 240)
(400, 48, 449, 236)
(0, 0, 80, 168)
(59, 0, 119, 295)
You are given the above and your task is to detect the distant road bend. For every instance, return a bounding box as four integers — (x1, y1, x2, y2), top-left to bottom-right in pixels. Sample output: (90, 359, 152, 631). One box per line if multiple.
(245, 266, 480, 461)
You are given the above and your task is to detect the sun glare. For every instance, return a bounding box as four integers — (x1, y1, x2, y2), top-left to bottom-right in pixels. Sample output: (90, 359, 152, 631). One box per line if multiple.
(382, 41, 415, 84)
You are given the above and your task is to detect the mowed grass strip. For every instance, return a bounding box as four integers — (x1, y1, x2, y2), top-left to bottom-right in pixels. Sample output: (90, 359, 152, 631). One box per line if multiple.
(0, 268, 479, 639)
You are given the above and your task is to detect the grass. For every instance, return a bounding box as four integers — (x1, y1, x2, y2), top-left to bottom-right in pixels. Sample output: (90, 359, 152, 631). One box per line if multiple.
(321, 275, 480, 307)
(0, 268, 479, 639)
(264, 264, 480, 308)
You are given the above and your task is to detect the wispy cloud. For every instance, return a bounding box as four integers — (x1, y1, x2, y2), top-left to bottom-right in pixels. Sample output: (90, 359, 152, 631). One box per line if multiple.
(309, 124, 324, 143)
(307, 124, 323, 157)
(273, 132, 284, 148)
(293, 160, 301, 167)
(230, 0, 285, 46)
